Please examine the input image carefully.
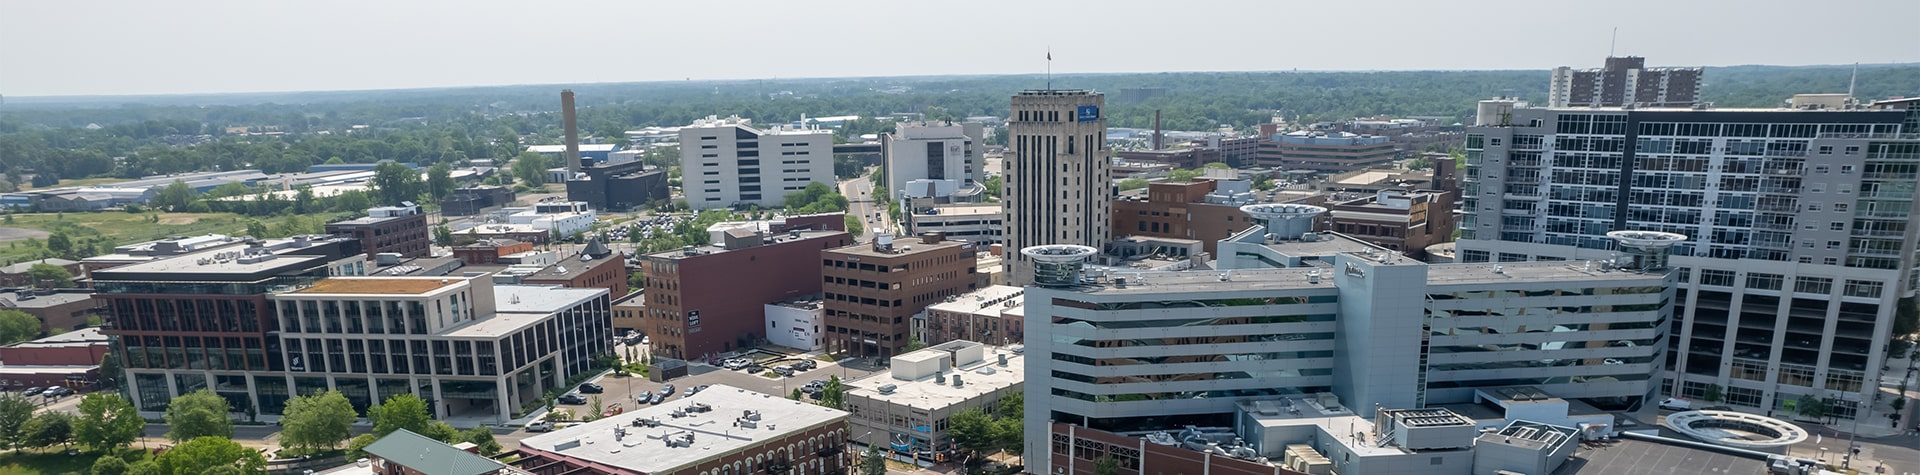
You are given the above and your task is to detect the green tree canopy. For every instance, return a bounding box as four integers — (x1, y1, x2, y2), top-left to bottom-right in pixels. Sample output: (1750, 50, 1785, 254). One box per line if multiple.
(369, 393, 432, 437)
(164, 389, 233, 442)
(153, 436, 267, 475)
(843, 214, 863, 236)
(1168, 168, 1203, 182)
(27, 262, 74, 288)
(151, 180, 197, 212)
(1117, 178, 1148, 191)
(91, 455, 131, 475)
(462, 427, 502, 456)
(0, 394, 36, 449)
(426, 162, 455, 199)
(819, 376, 846, 409)
(511, 152, 550, 187)
(21, 411, 73, 449)
(280, 390, 356, 453)
(74, 393, 143, 452)
(0, 310, 41, 345)
(370, 162, 424, 206)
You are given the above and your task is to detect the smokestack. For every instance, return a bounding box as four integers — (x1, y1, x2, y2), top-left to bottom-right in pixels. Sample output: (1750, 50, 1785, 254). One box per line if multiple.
(561, 89, 580, 174)
(1152, 110, 1163, 150)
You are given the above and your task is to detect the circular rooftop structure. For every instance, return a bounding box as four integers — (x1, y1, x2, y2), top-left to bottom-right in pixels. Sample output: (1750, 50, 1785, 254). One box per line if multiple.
(1663, 410, 1807, 449)
(1019, 244, 1098, 262)
(1606, 230, 1689, 249)
(1238, 203, 1329, 220)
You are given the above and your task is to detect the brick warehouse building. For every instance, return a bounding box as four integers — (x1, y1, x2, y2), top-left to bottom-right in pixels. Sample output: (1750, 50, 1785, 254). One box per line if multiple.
(640, 213, 851, 361)
(324, 205, 431, 259)
(821, 233, 977, 358)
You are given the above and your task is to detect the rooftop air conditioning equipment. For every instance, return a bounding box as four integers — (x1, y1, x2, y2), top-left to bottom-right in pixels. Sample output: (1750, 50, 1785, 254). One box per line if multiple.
(877, 384, 897, 394)
(953, 374, 964, 387)
(998, 354, 1008, 367)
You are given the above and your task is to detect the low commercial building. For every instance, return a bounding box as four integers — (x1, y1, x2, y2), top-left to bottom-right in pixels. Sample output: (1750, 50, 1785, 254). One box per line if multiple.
(1324, 188, 1456, 259)
(765, 300, 824, 351)
(441, 186, 516, 217)
(641, 215, 852, 360)
(453, 240, 536, 265)
(1110, 177, 1259, 256)
(920, 285, 1023, 347)
(842, 341, 1022, 460)
(500, 201, 596, 238)
(612, 294, 646, 334)
(904, 204, 1003, 245)
(325, 204, 431, 259)
(0, 290, 98, 332)
(566, 158, 669, 211)
(517, 240, 629, 299)
(0, 258, 82, 287)
(0, 328, 109, 389)
(514, 384, 852, 475)
(321, 429, 516, 475)
(1115, 147, 1222, 169)
(822, 234, 978, 358)
(1257, 131, 1397, 173)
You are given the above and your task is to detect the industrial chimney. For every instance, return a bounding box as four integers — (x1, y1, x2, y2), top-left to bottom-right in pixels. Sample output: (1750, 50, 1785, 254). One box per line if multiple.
(561, 89, 580, 174)
(1152, 110, 1163, 150)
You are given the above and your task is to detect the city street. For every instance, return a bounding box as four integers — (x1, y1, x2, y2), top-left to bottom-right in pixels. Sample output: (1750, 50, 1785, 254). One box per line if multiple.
(841, 171, 893, 241)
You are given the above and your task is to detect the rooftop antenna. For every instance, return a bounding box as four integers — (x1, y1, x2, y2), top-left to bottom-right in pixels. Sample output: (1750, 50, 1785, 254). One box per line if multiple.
(1608, 27, 1618, 57)
(1046, 47, 1053, 90)
(1847, 62, 1859, 102)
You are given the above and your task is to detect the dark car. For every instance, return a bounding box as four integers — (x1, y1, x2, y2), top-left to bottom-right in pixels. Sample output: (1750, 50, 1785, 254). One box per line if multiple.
(744, 363, 765, 373)
(791, 360, 817, 371)
(44, 387, 71, 397)
(772, 366, 794, 377)
(558, 393, 589, 405)
(660, 384, 676, 397)
(634, 390, 653, 404)
(20, 387, 40, 397)
(578, 383, 604, 394)
(686, 384, 709, 396)
(648, 392, 667, 404)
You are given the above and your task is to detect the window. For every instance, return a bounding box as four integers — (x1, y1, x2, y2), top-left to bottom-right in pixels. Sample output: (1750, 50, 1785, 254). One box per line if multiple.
(1830, 222, 1846, 231)
(1699, 269, 1736, 287)
(1806, 203, 1822, 212)
(1794, 277, 1832, 294)
(1827, 240, 1842, 250)
(1745, 273, 1783, 290)
(1843, 280, 1883, 298)
(1834, 203, 1848, 212)
(1818, 145, 1833, 155)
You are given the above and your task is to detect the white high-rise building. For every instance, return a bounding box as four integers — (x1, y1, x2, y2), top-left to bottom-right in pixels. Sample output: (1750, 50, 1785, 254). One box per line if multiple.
(1004, 90, 1112, 285)
(1459, 100, 1918, 423)
(679, 115, 834, 210)
(883, 122, 986, 200)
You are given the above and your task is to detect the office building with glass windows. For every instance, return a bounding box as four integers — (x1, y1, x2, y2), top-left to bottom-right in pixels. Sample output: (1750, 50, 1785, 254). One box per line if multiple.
(1456, 100, 1918, 422)
(1019, 220, 1676, 475)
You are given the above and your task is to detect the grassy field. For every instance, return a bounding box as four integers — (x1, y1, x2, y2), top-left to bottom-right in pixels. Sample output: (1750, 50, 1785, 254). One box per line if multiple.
(0, 449, 101, 475)
(0, 211, 342, 266)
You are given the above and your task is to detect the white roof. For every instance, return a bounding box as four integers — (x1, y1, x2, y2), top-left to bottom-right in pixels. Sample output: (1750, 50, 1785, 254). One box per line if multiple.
(845, 347, 1024, 411)
(518, 385, 848, 473)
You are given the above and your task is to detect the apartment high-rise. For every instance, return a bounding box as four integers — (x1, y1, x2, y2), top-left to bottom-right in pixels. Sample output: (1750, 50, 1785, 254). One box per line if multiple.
(1004, 90, 1112, 285)
(679, 115, 834, 210)
(1458, 100, 1917, 423)
(1547, 56, 1703, 108)
(883, 122, 986, 201)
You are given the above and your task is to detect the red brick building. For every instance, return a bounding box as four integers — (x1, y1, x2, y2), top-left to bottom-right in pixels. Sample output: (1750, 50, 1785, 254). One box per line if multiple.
(640, 214, 851, 360)
(453, 239, 535, 265)
(821, 233, 977, 358)
(522, 240, 630, 299)
(324, 205, 431, 258)
(513, 384, 850, 475)
(0, 328, 110, 389)
(1048, 423, 1308, 475)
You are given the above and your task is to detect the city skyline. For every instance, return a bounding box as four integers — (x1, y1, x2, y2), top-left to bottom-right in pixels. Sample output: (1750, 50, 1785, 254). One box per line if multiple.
(1, 0, 1916, 97)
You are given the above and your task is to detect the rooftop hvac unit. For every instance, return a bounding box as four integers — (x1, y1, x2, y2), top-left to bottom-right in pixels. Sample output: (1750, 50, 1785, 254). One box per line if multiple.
(952, 374, 964, 387)
(877, 384, 897, 394)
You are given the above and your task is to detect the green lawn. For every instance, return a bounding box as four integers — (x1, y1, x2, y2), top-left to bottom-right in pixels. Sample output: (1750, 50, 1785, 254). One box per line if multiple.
(0, 211, 345, 266)
(0, 449, 102, 475)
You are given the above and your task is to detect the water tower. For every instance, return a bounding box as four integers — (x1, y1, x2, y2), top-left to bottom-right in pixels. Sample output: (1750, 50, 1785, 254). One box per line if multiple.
(1020, 245, 1099, 287)
(1606, 230, 1688, 272)
(1239, 203, 1329, 241)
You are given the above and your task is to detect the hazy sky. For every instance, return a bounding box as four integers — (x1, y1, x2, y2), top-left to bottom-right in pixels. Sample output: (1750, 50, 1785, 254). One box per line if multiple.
(3, 0, 1916, 97)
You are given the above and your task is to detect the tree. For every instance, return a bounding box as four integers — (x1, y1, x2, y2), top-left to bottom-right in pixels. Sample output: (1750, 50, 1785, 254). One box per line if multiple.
(1168, 168, 1203, 182)
(433, 225, 454, 247)
(0, 310, 42, 345)
(511, 152, 550, 187)
(982, 175, 1002, 199)
(462, 427, 502, 456)
(1117, 178, 1148, 191)
(21, 411, 73, 449)
(819, 376, 846, 409)
(1795, 394, 1830, 423)
(1701, 384, 1723, 404)
(280, 390, 356, 453)
(369, 393, 432, 437)
(345, 434, 378, 460)
(790, 388, 803, 400)
(947, 409, 998, 455)
(370, 162, 424, 206)
(861, 447, 887, 475)
(151, 180, 197, 212)
(427, 163, 455, 200)
(243, 220, 269, 239)
(74, 393, 142, 452)
(91, 455, 131, 475)
(1252, 176, 1277, 191)
(590, 395, 604, 419)
(421, 421, 460, 444)
(332, 189, 373, 213)
(0, 394, 35, 449)
(153, 436, 267, 475)
(903, 338, 926, 352)
(165, 389, 233, 441)
(844, 215, 864, 237)
(27, 263, 74, 288)
(45, 232, 73, 258)
(1094, 457, 1121, 475)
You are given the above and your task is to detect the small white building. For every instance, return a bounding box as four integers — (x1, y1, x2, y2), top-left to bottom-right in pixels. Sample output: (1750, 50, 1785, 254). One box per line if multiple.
(501, 201, 597, 237)
(905, 204, 1003, 245)
(884, 122, 986, 201)
(842, 341, 1023, 458)
(765, 300, 824, 351)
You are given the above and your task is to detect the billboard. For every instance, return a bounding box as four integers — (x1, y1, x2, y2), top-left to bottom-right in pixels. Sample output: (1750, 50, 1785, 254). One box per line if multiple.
(1076, 105, 1099, 122)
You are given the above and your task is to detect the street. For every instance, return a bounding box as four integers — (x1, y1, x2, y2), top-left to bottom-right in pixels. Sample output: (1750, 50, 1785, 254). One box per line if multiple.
(840, 171, 894, 241)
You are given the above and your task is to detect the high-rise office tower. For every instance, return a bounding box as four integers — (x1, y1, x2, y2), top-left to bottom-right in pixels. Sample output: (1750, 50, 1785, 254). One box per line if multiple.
(1548, 56, 1703, 108)
(678, 115, 835, 210)
(1004, 90, 1112, 285)
(1459, 99, 1918, 423)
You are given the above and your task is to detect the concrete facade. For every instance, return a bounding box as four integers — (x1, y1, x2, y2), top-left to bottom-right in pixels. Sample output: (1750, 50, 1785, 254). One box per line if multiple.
(1004, 90, 1113, 285)
(680, 115, 835, 210)
(884, 122, 986, 200)
(1548, 56, 1703, 108)
(765, 300, 824, 351)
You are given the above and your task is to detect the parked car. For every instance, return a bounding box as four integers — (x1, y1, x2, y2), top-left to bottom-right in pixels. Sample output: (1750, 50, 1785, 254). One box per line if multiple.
(744, 363, 765, 373)
(558, 393, 589, 405)
(635, 390, 653, 404)
(1658, 398, 1692, 411)
(648, 392, 667, 404)
(20, 387, 41, 397)
(772, 366, 794, 377)
(578, 383, 604, 394)
(791, 360, 817, 371)
(525, 421, 554, 432)
(43, 387, 70, 397)
(660, 384, 676, 397)
(723, 358, 751, 370)
(686, 384, 709, 396)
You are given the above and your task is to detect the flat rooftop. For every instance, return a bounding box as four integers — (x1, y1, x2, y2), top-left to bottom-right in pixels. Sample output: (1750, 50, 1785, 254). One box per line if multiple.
(0, 292, 92, 309)
(1552, 437, 1762, 474)
(6, 328, 107, 349)
(1425, 261, 1666, 286)
(517, 385, 848, 474)
(99, 242, 334, 277)
(846, 348, 1024, 411)
(292, 277, 462, 295)
(647, 229, 847, 260)
(493, 285, 605, 314)
(917, 204, 1001, 217)
(1071, 267, 1340, 295)
(1255, 232, 1390, 258)
(926, 285, 1024, 317)
(826, 238, 969, 259)
(521, 253, 620, 282)
(438, 311, 547, 338)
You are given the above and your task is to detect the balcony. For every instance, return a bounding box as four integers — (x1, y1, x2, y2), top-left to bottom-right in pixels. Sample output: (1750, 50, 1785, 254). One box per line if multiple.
(1758, 187, 1801, 195)
(1852, 228, 1909, 238)
(1855, 210, 1911, 219)
(1849, 247, 1903, 257)
(1754, 203, 1799, 213)
(1754, 221, 1797, 231)
(1863, 172, 1918, 180)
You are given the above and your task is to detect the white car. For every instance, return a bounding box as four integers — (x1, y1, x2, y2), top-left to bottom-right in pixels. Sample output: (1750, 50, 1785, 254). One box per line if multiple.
(1658, 397, 1692, 411)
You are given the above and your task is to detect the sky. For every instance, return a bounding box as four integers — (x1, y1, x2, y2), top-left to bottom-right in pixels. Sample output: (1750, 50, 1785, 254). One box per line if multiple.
(3, 0, 1917, 97)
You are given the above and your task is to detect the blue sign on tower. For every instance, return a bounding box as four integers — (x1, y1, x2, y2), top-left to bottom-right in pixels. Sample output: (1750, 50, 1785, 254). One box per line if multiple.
(1076, 105, 1099, 122)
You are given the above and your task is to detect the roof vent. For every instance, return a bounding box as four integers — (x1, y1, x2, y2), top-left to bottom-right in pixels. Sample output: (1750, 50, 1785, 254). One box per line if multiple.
(952, 374, 964, 387)
(877, 384, 897, 394)
(1492, 265, 1504, 274)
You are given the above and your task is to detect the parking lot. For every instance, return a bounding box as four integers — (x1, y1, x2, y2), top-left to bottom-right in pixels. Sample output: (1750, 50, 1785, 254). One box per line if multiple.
(499, 344, 880, 447)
